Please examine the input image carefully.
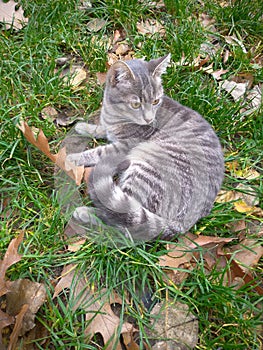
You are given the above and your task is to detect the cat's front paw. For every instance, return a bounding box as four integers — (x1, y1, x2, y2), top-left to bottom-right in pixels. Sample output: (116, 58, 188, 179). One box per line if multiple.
(66, 152, 86, 166)
(67, 149, 97, 167)
(75, 122, 106, 139)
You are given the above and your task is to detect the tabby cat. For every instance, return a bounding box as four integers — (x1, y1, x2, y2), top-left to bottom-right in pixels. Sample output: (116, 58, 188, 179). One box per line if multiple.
(67, 54, 224, 242)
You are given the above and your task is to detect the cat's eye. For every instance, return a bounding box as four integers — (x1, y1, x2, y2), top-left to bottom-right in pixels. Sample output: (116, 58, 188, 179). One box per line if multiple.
(131, 101, 141, 109)
(152, 99, 160, 105)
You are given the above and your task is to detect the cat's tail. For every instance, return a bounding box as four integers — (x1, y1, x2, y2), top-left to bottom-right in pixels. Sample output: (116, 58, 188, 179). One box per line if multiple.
(87, 154, 181, 241)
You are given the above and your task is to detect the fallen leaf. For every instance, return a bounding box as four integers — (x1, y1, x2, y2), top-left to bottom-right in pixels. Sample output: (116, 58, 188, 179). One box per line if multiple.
(0, 232, 24, 297)
(0, 309, 14, 344)
(225, 160, 261, 179)
(221, 254, 263, 295)
(149, 300, 198, 349)
(234, 200, 263, 217)
(198, 13, 217, 32)
(115, 43, 130, 56)
(60, 65, 88, 89)
(227, 219, 246, 233)
(229, 239, 263, 271)
(159, 233, 235, 284)
(87, 18, 107, 32)
(0, 0, 28, 30)
(8, 304, 29, 350)
(111, 29, 126, 45)
(121, 331, 139, 350)
(41, 106, 58, 122)
(6, 279, 46, 335)
(96, 71, 107, 85)
(17, 121, 85, 185)
(53, 265, 134, 349)
(244, 84, 262, 115)
(17, 121, 56, 162)
(210, 69, 229, 80)
(225, 35, 247, 53)
(136, 19, 165, 36)
(221, 80, 247, 101)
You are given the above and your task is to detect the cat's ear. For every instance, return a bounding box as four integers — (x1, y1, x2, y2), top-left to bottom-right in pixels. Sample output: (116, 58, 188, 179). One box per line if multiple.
(108, 61, 135, 87)
(150, 54, 171, 77)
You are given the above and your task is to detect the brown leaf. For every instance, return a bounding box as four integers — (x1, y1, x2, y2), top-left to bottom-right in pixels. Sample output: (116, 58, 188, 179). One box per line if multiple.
(54, 265, 134, 349)
(17, 121, 85, 185)
(6, 279, 46, 335)
(159, 233, 235, 284)
(0, 309, 14, 344)
(56, 146, 85, 186)
(149, 300, 198, 349)
(225, 257, 263, 295)
(115, 43, 130, 56)
(96, 71, 107, 85)
(122, 331, 139, 349)
(41, 106, 58, 122)
(0, 0, 28, 30)
(86, 18, 107, 32)
(17, 121, 56, 162)
(136, 19, 165, 36)
(0, 232, 24, 297)
(229, 239, 263, 271)
(8, 304, 29, 350)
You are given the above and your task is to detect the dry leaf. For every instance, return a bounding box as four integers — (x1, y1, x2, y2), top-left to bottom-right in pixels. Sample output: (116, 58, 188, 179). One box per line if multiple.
(54, 265, 134, 349)
(210, 69, 228, 80)
(96, 71, 107, 85)
(17, 121, 85, 185)
(0, 0, 28, 30)
(229, 239, 263, 271)
(0, 309, 14, 344)
(149, 300, 198, 349)
(199, 13, 216, 32)
(221, 80, 247, 101)
(87, 18, 107, 32)
(136, 19, 165, 36)
(122, 332, 139, 349)
(234, 200, 263, 217)
(8, 304, 29, 350)
(6, 279, 46, 335)
(244, 84, 262, 115)
(41, 106, 58, 122)
(225, 160, 261, 179)
(0, 232, 24, 297)
(225, 35, 247, 53)
(159, 233, 235, 284)
(115, 43, 130, 56)
(17, 121, 56, 162)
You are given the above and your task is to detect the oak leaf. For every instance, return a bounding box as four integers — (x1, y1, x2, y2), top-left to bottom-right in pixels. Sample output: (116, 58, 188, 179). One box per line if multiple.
(0, 232, 24, 297)
(53, 265, 135, 349)
(17, 121, 85, 185)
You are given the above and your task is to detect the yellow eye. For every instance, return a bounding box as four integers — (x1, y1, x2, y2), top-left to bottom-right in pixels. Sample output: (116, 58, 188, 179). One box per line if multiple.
(131, 101, 141, 109)
(152, 99, 160, 105)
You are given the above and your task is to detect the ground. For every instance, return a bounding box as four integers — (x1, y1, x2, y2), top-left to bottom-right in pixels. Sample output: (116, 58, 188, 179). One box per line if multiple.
(0, 0, 262, 349)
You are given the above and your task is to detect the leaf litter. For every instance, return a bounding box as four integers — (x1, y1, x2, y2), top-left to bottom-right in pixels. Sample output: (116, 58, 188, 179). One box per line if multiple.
(0, 233, 47, 348)
(53, 264, 135, 349)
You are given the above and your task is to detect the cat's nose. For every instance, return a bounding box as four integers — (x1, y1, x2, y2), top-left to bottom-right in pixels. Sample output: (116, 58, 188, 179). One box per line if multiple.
(143, 109, 154, 124)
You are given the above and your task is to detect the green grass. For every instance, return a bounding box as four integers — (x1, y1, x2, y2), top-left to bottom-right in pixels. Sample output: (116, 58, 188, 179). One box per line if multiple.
(0, 0, 262, 348)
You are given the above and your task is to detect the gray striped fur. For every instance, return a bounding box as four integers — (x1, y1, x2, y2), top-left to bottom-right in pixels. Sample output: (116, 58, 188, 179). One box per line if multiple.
(68, 55, 224, 241)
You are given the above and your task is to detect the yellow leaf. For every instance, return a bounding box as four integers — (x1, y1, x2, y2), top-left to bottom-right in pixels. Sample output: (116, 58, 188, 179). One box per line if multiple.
(234, 200, 263, 217)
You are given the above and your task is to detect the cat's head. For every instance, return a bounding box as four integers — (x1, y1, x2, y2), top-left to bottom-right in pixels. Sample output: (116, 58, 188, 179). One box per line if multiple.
(103, 54, 170, 125)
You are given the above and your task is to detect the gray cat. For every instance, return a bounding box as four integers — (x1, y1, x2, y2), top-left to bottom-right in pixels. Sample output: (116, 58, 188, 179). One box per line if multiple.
(67, 54, 224, 242)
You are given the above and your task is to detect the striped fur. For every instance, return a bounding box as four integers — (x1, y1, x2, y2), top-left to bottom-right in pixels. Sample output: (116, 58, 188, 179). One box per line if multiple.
(68, 55, 224, 241)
